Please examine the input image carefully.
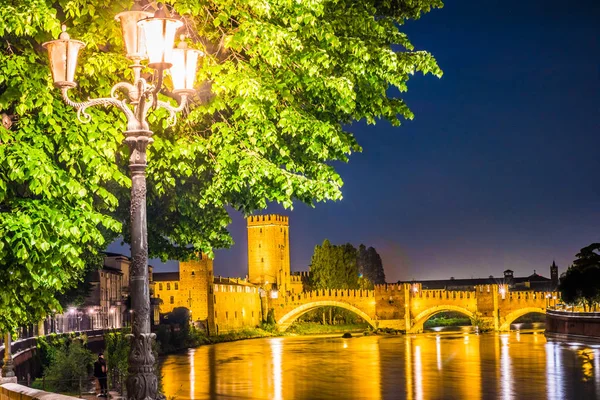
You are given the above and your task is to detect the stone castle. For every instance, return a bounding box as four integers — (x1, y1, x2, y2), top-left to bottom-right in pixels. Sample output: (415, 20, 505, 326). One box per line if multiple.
(153, 214, 302, 334)
(152, 213, 562, 335)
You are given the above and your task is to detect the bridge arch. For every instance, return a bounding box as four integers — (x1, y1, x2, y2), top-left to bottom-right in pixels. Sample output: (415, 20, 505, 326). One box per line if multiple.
(409, 305, 476, 334)
(276, 300, 377, 332)
(499, 307, 546, 331)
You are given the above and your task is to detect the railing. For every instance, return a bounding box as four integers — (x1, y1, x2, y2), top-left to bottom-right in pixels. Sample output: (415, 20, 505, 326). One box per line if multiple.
(547, 309, 600, 318)
(0, 329, 108, 368)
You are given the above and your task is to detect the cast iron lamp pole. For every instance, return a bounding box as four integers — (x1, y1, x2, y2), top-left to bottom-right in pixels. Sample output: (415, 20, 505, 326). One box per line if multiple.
(42, 4, 202, 399)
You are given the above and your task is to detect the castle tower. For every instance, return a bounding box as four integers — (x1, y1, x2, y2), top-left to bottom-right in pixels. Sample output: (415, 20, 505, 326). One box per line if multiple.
(179, 254, 214, 332)
(550, 261, 559, 289)
(247, 215, 291, 295)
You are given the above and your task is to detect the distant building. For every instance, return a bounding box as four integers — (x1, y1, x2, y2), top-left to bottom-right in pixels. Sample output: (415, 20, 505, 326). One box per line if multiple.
(47, 253, 158, 334)
(401, 262, 560, 292)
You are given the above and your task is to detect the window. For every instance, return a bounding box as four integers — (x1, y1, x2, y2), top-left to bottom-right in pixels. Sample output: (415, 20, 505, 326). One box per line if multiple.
(260, 228, 262, 233)
(261, 258, 264, 262)
(226, 312, 229, 319)
(170, 296, 174, 304)
(215, 311, 217, 318)
(159, 283, 163, 291)
(259, 243, 261, 248)
(214, 295, 216, 303)
(157, 294, 160, 298)
(175, 283, 179, 290)
(235, 311, 237, 319)
(191, 271, 195, 276)
(167, 283, 171, 290)
(252, 311, 254, 318)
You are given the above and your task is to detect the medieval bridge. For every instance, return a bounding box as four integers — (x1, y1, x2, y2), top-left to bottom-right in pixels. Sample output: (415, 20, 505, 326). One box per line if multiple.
(273, 283, 558, 332)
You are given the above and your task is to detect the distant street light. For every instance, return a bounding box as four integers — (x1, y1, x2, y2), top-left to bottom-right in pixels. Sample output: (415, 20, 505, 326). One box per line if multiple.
(42, 3, 202, 399)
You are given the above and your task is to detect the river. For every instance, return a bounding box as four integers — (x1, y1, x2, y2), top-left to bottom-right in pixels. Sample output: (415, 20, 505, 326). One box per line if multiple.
(160, 330, 600, 399)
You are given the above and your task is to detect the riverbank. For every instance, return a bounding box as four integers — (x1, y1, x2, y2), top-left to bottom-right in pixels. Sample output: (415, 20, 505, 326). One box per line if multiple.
(287, 322, 369, 335)
(159, 322, 371, 354)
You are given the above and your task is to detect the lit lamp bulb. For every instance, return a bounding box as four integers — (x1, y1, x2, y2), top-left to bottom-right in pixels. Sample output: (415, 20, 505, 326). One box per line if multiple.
(170, 37, 203, 95)
(42, 25, 85, 88)
(137, 3, 183, 70)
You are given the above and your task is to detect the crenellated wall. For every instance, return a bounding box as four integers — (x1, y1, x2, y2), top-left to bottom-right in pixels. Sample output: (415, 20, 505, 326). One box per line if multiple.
(274, 283, 559, 332)
(289, 271, 310, 294)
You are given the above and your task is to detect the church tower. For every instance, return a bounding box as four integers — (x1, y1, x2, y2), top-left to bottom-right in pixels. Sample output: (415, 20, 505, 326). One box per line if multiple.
(247, 215, 291, 295)
(550, 261, 559, 289)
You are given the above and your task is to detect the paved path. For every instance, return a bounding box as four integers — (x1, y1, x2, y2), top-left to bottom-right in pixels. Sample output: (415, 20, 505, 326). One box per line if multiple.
(81, 391, 122, 399)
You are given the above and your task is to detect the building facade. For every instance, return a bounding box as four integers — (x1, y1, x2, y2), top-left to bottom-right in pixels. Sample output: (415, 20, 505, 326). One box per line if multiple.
(46, 253, 159, 334)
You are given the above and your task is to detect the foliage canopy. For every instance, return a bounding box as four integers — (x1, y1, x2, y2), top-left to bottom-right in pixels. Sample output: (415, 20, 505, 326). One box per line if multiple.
(559, 243, 600, 311)
(309, 240, 386, 289)
(0, 0, 442, 332)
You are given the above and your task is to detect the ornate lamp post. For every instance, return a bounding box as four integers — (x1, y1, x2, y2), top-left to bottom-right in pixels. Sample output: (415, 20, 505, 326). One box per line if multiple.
(1, 333, 15, 380)
(42, 4, 202, 399)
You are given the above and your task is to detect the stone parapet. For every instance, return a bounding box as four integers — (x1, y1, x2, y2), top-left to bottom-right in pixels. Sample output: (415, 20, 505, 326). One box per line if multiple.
(0, 383, 78, 399)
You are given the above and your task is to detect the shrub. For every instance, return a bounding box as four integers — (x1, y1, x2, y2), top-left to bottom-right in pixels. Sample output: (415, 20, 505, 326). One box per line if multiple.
(105, 330, 130, 384)
(40, 339, 94, 393)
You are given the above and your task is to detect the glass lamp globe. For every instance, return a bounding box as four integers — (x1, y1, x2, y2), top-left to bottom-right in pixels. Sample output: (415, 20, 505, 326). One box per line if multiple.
(170, 39, 203, 95)
(42, 26, 85, 88)
(137, 4, 183, 70)
(115, 9, 153, 60)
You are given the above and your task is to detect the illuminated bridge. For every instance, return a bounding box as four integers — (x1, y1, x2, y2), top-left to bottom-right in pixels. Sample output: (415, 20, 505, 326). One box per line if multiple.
(273, 283, 558, 332)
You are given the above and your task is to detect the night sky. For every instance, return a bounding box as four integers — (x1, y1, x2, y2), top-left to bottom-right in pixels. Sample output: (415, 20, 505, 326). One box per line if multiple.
(109, 0, 600, 282)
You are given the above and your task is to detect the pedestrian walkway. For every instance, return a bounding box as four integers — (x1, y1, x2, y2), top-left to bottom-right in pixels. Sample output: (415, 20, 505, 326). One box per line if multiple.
(81, 390, 122, 399)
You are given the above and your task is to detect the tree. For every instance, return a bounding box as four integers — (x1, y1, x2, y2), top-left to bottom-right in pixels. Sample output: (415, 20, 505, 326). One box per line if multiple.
(559, 244, 600, 311)
(56, 250, 105, 309)
(0, 0, 442, 333)
(164, 307, 191, 326)
(40, 338, 95, 393)
(357, 245, 386, 288)
(309, 240, 359, 289)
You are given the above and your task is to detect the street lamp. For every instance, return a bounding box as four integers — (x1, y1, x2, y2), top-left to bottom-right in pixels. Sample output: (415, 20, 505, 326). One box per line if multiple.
(42, 4, 201, 399)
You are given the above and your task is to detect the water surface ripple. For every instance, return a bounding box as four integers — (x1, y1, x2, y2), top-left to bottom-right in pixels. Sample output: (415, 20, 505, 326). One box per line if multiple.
(160, 331, 600, 399)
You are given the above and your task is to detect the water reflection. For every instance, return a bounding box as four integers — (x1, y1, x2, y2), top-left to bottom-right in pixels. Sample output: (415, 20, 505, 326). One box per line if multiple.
(160, 332, 600, 399)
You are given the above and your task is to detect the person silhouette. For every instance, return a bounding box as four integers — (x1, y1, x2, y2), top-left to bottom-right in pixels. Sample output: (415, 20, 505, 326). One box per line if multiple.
(93, 353, 108, 398)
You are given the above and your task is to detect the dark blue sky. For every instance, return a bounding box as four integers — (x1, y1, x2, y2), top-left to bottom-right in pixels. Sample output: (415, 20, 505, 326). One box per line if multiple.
(110, 0, 600, 282)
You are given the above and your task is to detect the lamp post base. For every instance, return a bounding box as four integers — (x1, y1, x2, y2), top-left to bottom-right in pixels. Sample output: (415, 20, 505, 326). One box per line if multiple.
(126, 332, 157, 399)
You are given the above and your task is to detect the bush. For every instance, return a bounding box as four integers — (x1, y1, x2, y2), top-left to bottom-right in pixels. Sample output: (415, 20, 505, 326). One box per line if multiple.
(470, 313, 493, 332)
(38, 339, 94, 393)
(105, 330, 130, 384)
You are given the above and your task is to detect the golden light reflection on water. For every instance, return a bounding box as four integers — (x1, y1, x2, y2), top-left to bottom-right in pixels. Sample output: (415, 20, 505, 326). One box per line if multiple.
(160, 332, 600, 399)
